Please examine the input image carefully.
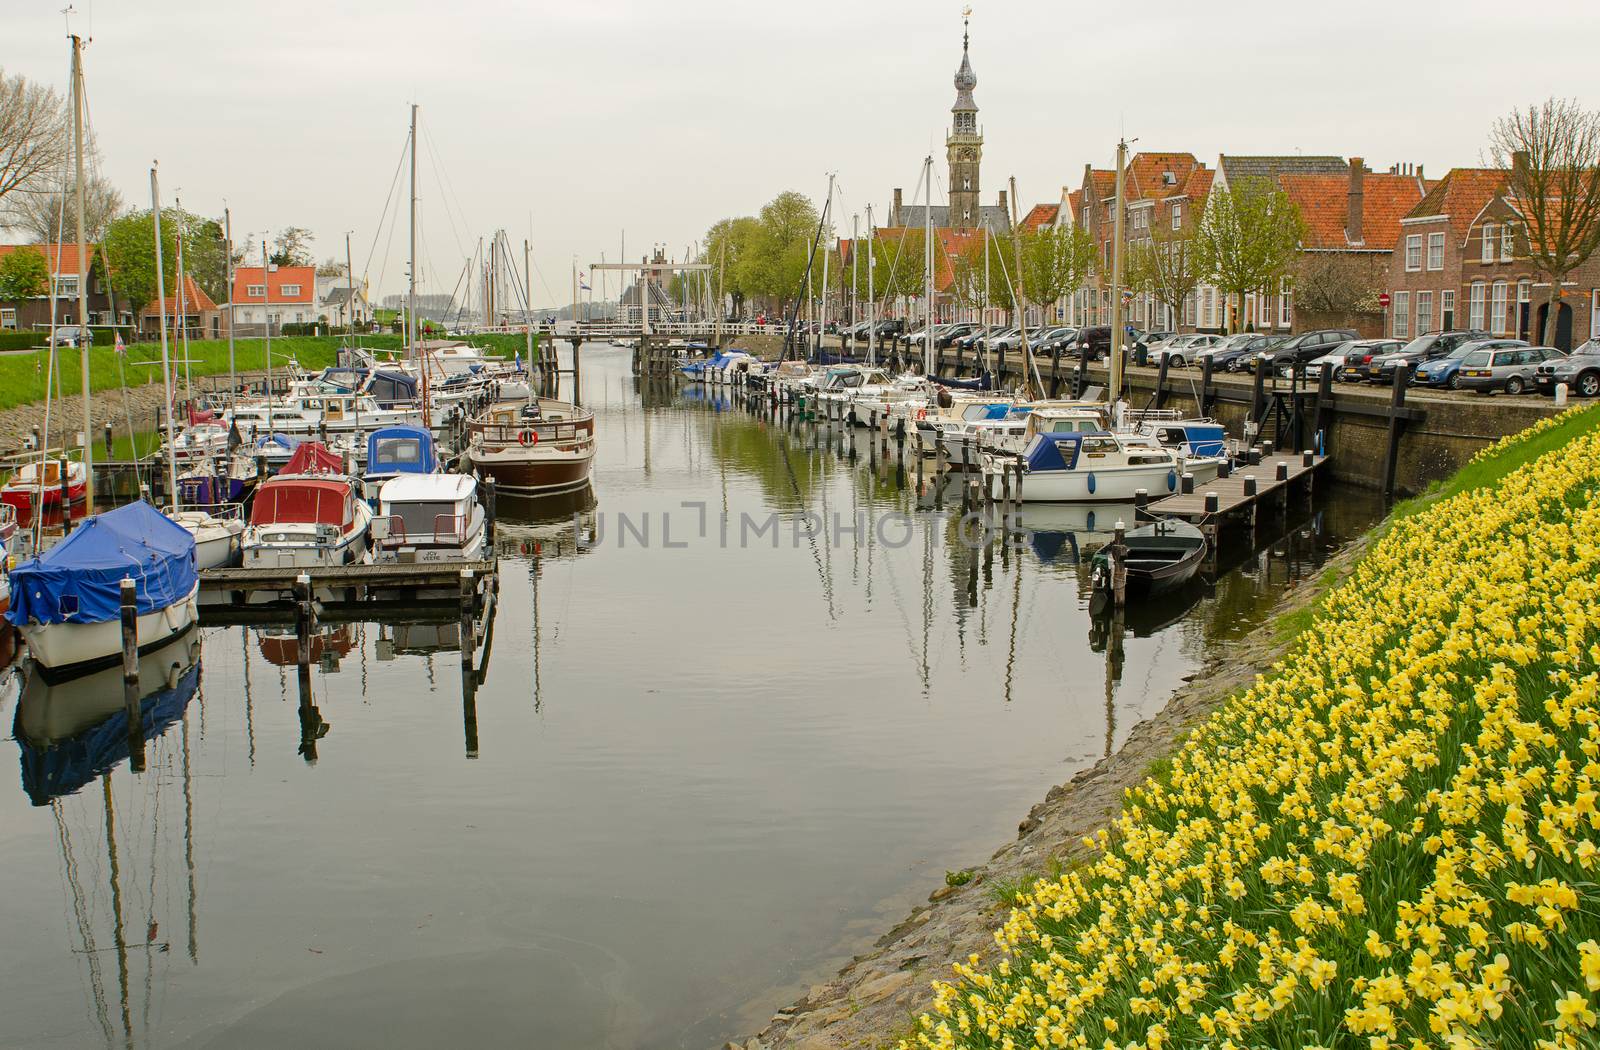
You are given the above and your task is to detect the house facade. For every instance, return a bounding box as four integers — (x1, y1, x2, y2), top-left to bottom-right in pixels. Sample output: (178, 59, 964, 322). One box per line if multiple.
(138, 274, 222, 340)
(1381, 167, 1600, 349)
(230, 264, 318, 334)
(0, 243, 127, 331)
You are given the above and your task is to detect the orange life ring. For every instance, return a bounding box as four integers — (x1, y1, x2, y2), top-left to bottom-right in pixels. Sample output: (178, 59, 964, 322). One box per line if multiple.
(518, 429, 538, 446)
(916, 407, 927, 420)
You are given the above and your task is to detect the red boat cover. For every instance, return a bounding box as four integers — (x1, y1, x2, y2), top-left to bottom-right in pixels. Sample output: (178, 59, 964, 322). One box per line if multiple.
(281, 441, 345, 476)
(250, 478, 351, 527)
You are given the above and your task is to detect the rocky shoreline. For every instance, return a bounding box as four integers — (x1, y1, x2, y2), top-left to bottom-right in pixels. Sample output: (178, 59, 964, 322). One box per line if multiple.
(726, 532, 1375, 1050)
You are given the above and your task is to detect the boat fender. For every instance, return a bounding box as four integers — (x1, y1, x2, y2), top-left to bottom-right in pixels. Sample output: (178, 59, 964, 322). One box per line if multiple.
(519, 429, 539, 446)
(1087, 471, 1096, 494)
(916, 407, 927, 420)
(1167, 469, 1177, 492)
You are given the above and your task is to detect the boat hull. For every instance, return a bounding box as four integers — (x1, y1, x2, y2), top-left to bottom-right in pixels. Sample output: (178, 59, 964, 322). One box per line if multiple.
(18, 583, 200, 682)
(1017, 459, 1220, 503)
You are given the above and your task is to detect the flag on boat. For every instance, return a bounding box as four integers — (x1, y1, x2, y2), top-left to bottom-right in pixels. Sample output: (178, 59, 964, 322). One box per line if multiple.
(578, 276, 591, 292)
(514, 351, 522, 371)
(114, 332, 126, 355)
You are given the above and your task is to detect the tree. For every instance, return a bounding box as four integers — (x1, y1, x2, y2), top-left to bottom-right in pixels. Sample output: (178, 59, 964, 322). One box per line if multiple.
(735, 191, 820, 312)
(102, 207, 229, 317)
(1488, 98, 1600, 347)
(1017, 223, 1096, 322)
(705, 215, 761, 317)
(1127, 223, 1201, 332)
(0, 246, 48, 298)
(270, 225, 315, 267)
(1290, 252, 1385, 317)
(1194, 180, 1304, 334)
(7, 170, 124, 244)
(0, 69, 65, 216)
(316, 256, 347, 277)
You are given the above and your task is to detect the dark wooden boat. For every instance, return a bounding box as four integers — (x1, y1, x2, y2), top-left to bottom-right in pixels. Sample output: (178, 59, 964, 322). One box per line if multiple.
(1091, 519, 1206, 599)
(464, 397, 596, 495)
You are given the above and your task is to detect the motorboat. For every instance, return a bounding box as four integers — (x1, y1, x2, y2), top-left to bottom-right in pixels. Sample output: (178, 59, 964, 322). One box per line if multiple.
(464, 397, 596, 495)
(372, 473, 486, 563)
(168, 506, 245, 570)
(1, 458, 88, 526)
(163, 422, 231, 463)
(996, 409, 1221, 503)
(681, 349, 756, 383)
(6, 500, 200, 680)
(224, 389, 424, 439)
(1091, 519, 1207, 598)
(241, 441, 373, 568)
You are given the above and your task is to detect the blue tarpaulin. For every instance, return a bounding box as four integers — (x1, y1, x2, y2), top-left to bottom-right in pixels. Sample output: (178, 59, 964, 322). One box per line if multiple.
(1024, 433, 1084, 473)
(7, 502, 197, 627)
(367, 425, 437, 476)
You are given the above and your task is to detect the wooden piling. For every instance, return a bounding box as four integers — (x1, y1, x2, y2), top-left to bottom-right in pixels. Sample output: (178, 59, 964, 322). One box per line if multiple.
(59, 456, 72, 533)
(1382, 362, 1409, 499)
(120, 577, 144, 773)
(1200, 353, 1215, 417)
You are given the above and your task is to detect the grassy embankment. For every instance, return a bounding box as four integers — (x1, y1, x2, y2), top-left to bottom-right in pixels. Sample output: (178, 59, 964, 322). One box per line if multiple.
(0, 333, 534, 413)
(910, 404, 1600, 1050)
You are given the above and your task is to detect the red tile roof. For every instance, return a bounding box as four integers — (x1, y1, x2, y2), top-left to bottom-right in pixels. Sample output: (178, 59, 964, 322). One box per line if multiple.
(1177, 167, 1214, 202)
(232, 265, 317, 305)
(1067, 189, 1085, 222)
(1089, 170, 1116, 202)
(1406, 168, 1508, 244)
(1280, 171, 1425, 250)
(1125, 153, 1203, 203)
(1020, 204, 1059, 231)
(0, 242, 98, 277)
(140, 274, 217, 317)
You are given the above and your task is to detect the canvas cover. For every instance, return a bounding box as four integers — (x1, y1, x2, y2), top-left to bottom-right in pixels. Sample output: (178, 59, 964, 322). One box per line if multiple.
(7, 501, 198, 627)
(1024, 433, 1084, 473)
(367, 425, 436, 476)
(281, 441, 345, 476)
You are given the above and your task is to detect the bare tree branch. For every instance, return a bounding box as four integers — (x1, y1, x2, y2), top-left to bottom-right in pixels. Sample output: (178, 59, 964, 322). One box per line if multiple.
(0, 68, 67, 210)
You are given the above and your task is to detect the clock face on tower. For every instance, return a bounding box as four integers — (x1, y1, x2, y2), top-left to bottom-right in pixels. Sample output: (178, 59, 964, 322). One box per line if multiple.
(958, 148, 976, 161)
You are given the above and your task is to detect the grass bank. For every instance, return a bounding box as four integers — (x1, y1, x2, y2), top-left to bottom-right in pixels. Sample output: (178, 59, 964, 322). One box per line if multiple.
(0, 333, 533, 412)
(909, 403, 1600, 1050)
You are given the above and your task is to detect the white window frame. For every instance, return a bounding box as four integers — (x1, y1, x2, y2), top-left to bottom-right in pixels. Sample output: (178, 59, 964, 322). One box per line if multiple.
(1481, 224, 1495, 263)
(1490, 280, 1508, 335)
(1393, 291, 1411, 338)
(1427, 232, 1445, 271)
(0, 307, 15, 329)
(1469, 282, 1486, 329)
(55, 275, 79, 298)
(1593, 290, 1600, 340)
(1405, 234, 1422, 272)
(247, 284, 266, 298)
(281, 284, 302, 297)
(1500, 224, 1514, 262)
(1441, 290, 1456, 330)
(1172, 203, 1183, 230)
(1417, 290, 1433, 335)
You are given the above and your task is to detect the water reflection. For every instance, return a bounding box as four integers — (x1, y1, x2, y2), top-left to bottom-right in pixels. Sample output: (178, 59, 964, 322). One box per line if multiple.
(0, 348, 1389, 1050)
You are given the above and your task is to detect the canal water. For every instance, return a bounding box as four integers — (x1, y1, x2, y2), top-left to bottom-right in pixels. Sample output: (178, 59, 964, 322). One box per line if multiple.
(0, 346, 1382, 1049)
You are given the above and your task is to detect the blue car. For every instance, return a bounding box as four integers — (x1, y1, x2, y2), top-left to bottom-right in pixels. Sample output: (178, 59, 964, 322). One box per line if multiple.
(1414, 338, 1528, 390)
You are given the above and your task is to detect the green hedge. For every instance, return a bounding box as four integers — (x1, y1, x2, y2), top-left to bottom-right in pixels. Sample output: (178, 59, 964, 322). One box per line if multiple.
(0, 327, 120, 350)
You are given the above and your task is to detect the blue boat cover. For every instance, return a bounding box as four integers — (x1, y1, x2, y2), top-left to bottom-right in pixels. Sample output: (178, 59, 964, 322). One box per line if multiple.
(7, 501, 197, 627)
(367, 425, 436, 476)
(1024, 433, 1084, 473)
(256, 433, 304, 451)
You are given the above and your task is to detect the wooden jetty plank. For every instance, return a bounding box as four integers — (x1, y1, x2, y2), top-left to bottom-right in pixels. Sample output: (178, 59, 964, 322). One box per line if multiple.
(1145, 456, 1326, 522)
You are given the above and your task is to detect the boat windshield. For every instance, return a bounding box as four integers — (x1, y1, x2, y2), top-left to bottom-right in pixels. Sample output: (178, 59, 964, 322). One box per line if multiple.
(372, 436, 425, 470)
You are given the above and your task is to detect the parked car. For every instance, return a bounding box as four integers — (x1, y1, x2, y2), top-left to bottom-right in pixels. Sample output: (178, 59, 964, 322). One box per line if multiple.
(1031, 327, 1078, 355)
(1535, 339, 1600, 397)
(935, 322, 978, 348)
(1356, 329, 1488, 383)
(1307, 339, 1398, 381)
(1256, 328, 1358, 372)
(49, 325, 92, 347)
(1414, 338, 1527, 390)
(1075, 325, 1148, 361)
(1149, 333, 1224, 368)
(991, 328, 1032, 352)
(1197, 333, 1272, 371)
(1225, 334, 1291, 371)
(1144, 331, 1176, 347)
(1457, 345, 1566, 395)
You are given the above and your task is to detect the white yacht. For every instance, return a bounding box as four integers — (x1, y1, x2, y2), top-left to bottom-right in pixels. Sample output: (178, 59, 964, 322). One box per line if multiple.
(371, 474, 486, 563)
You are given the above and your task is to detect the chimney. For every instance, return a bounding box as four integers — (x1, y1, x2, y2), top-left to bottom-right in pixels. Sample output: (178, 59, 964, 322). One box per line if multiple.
(1416, 163, 1424, 182)
(1347, 157, 1365, 245)
(997, 188, 1007, 214)
(1512, 150, 1529, 185)
(893, 188, 902, 222)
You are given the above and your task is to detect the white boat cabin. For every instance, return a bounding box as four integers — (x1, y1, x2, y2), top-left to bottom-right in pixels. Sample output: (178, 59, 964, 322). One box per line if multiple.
(372, 473, 485, 563)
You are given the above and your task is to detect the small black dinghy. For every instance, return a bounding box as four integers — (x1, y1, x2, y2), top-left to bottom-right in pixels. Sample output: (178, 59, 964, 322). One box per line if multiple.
(1090, 519, 1206, 600)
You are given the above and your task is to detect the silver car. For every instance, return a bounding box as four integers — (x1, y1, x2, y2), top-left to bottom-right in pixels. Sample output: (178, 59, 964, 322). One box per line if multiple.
(1456, 345, 1566, 395)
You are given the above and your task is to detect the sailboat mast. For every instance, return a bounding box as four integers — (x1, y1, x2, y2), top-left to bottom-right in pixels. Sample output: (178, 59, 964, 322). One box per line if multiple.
(175, 195, 192, 398)
(923, 156, 934, 375)
(866, 203, 876, 367)
(1109, 137, 1128, 410)
(224, 208, 236, 397)
(817, 173, 834, 358)
(407, 103, 418, 366)
(70, 33, 93, 513)
(150, 168, 178, 511)
(262, 240, 273, 435)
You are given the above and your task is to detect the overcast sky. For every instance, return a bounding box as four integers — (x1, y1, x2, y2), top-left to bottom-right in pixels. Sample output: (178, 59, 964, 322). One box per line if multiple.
(8, 0, 1600, 309)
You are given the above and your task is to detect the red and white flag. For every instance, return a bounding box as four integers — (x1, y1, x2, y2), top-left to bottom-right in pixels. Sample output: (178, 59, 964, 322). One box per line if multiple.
(114, 332, 126, 355)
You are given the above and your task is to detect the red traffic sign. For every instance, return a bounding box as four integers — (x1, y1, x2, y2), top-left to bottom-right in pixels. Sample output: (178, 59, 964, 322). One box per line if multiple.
(1378, 292, 1392, 308)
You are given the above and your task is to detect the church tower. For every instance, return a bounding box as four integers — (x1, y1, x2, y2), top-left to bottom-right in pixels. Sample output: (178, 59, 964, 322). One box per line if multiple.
(946, 11, 982, 228)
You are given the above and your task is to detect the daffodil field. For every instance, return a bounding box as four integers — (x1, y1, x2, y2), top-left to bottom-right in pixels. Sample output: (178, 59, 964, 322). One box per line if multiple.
(912, 406, 1600, 1050)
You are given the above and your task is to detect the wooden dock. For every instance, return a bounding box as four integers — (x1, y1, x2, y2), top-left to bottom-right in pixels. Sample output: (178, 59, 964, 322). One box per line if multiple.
(200, 558, 497, 594)
(1143, 453, 1327, 527)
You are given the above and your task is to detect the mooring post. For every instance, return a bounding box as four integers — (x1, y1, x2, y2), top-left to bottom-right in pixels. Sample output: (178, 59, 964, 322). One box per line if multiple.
(1200, 353, 1215, 417)
(1049, 342, 1064, 397)
(1155, 353, 1170, 409)
(459, 567, 476, 669)
(1180, 471, 1194, 495)
(1134, 487, 1148, 518)
(1382, 362, 1409, 499)
(1204, 491, 1219, 514)
(120, 577, 144, 773)
(1251, 356, 1267, 425)
(1111, 520, 1127, 609)
(1012, 456, 1025, 525)
(294, 571, 314, 709)
(1075, 352, 1090, 399)
(58, 456, 73, 533)
(483, 478, 497, 545)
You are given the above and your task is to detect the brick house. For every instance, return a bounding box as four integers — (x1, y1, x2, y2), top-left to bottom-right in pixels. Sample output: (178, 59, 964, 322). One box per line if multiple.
(138, 274, 222, 340)
(0, 242, 127, 331)
(230, 264, 318, 335)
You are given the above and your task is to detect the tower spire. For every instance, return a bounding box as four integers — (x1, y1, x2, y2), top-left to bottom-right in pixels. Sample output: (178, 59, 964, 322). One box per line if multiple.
(947, 6, 983, 227)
